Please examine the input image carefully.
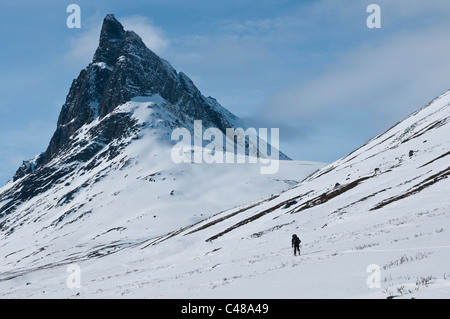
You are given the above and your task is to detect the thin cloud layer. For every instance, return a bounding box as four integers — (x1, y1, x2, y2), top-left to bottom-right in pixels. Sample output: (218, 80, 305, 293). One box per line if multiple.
(121, 15, 170, 55)
(260, 26, 450, 126)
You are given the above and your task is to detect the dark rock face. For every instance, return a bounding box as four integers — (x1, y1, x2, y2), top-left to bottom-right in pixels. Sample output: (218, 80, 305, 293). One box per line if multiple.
(92, 14, 127, 67)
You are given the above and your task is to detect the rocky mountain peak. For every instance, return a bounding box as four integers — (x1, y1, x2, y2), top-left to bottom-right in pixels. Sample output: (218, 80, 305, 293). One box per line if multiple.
(40, 15, 182, 165)
(92, 14, 126, 65)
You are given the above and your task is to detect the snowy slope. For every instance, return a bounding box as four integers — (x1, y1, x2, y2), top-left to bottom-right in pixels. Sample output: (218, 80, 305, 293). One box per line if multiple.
(1, 88, 449, 299)
(0, 95, 323, 295)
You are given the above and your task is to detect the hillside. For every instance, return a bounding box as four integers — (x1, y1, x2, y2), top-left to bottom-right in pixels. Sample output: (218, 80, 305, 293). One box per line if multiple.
(1, 88, 449, 298)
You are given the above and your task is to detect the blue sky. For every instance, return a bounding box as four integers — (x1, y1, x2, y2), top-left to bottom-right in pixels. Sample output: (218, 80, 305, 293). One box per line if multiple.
(1, 0, 450, 185)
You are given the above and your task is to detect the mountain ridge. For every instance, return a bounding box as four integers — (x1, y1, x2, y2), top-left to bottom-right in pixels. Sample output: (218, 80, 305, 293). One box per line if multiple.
(42, 14, 248, 170)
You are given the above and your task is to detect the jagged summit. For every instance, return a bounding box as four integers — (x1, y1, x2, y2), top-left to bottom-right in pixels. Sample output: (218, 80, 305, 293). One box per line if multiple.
(92, 14, 127, 66)
(33, 14, 254, 170)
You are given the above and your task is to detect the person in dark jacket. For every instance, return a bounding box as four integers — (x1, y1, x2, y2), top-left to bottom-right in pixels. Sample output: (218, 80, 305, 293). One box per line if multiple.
(292, 234, 301, 256)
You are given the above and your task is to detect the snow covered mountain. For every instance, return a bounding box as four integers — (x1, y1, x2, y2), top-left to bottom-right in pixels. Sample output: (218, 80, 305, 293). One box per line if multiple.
(1, 14, 449, 299)
(1, 14, 291, 217)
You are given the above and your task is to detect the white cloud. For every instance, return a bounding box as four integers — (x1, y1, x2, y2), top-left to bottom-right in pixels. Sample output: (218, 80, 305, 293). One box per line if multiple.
(121, 15, 170, 55)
